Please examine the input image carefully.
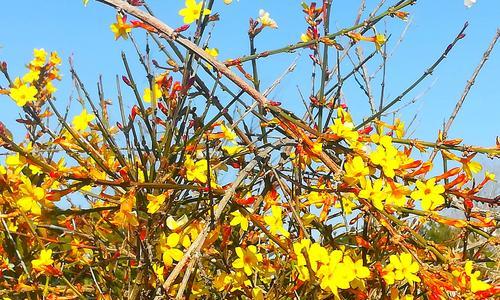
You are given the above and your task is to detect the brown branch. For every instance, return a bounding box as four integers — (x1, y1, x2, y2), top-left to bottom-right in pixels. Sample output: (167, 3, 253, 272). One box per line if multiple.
(429, 28, 500, 162)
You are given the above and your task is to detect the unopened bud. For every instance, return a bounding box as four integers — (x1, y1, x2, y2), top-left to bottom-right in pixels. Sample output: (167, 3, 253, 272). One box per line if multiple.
(122, 76, 132, 87)
(174, 24, 190, 33)
(128, 0, 144, 6)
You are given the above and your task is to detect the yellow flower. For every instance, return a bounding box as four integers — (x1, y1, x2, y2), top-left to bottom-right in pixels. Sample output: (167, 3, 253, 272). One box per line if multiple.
(343, 156, 369, 185)
(72, 109, 95, 131)
(166, 215, 188, 231)
(374, 34, 386, 51)
(152, 263, 165, 282)
(9, 84, 38, 106)
(32, 249, 54, 272)
(384, 182, 410, 207)
(230, 210, 248, 231)
(17, 177, 44, 215)
(383, 253, 420, 286)
(220, 123, 236, 141)
(370, 144, 400, 179)
(179, 0, 211, 24)
(160, 233, 184, 267)
(22, 69, 40, 83)
(305, 185, 327, 208)
(257, 9, 278, 29)
(252, 287, 265, 300)
(184, 155, 209, 183)
(50, 51, 62, 65)
(464, 261, 491, 292)
(110, 14, 132, 40)
(146, 193, 168, 214)
(223, 0, 233, 4)
(31, 48, 47, 67)
(393, 118, 405, 138)
(45, 81, 57, 95)
(358, 179, 387, 211)
(143, 83, 162, 103)
(311, 141, 323, 155)
(205, 48, 219, 58)
(6, 153, 24, 167)
(335, 193, 357, 214)
(232, 246, 263, 275)
(293, 238, 312, 280)
(264, 205, 290, 238)
(410, 178, 445, 211)
(329, 118, 359, 147)
(300, 33, 312, 43)
(113, 192, 139, 228)
(222, 144, 245, 156)
(204, 47, 219, 70)
(317, 250, 352, 296)
(345, 256, 370, 279)
(462, 159, 482, 179)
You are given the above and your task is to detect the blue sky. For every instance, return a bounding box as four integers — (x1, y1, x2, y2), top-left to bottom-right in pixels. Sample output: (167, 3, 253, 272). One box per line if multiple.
(0, 0, 499, 166)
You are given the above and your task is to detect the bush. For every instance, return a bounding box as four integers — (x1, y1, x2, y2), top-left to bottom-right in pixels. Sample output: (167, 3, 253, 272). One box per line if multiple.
(0, 0, 498, 299)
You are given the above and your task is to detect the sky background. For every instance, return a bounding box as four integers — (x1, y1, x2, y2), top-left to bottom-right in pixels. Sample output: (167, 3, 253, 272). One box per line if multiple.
(0, 0, 499, 173)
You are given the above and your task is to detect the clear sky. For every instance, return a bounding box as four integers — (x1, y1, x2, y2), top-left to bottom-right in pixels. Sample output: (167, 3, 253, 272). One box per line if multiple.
(0, 0, 499, 166)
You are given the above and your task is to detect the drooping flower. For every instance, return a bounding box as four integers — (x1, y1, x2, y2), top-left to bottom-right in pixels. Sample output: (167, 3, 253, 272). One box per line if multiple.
(179, 0, 211, 24)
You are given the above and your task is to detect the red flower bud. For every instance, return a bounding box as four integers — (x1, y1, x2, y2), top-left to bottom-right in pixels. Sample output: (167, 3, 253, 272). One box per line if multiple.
(464, 198, 473, 210)
(131, 105, 140, 120)
(122, 76, 132, 87)
(128, 0, 144, 6)
(175, 24, 190, 33)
